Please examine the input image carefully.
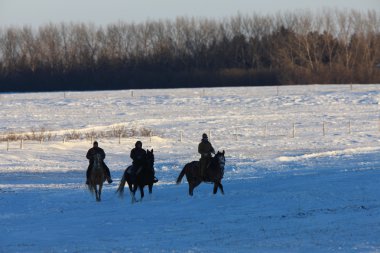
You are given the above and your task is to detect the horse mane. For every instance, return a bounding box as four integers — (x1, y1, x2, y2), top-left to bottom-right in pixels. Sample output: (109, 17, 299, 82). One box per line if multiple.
(210, 151, 223, 165)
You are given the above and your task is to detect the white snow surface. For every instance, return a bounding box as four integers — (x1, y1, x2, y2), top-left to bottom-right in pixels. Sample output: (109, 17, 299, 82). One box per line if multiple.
(1, 85, 380, 252)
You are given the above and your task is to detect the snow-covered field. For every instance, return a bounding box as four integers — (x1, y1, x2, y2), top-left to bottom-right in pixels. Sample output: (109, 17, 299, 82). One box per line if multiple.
(1, 85, 380, 252)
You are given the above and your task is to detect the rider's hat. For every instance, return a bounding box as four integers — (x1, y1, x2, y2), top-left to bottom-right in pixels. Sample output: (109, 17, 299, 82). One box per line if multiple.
(93, 141, 98, 145)
(135, 140, 142, 147)
(202, 133, 208, 139)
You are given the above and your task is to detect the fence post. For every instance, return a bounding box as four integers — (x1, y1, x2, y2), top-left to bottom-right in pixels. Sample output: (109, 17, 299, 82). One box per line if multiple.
(292, 123, 295, 138)
(63, 136, 66, 143)
(150, 131, 152, 143)
(264, 124, 268, 137)
(20, 139, 23, 149)
(7, 139, 9, 151)
(276, 86, 279, 96)
(131, 91, 134, 97)
(323, 121, 326, 136)
(348, 120, 351, 134)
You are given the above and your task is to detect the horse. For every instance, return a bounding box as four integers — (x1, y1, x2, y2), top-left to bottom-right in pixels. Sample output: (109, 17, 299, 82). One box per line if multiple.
(176, 150, 225, 196)
(116, 149, 158, 203)
(87, 153, 105, 201)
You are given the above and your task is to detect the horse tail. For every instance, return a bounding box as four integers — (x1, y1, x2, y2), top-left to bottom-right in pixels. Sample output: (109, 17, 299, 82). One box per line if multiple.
(116, 170, 127, 197)
(176, 164, 188, 184)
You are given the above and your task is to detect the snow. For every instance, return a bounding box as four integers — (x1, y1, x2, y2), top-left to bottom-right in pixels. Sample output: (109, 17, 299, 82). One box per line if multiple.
(1, 85, 380, 252)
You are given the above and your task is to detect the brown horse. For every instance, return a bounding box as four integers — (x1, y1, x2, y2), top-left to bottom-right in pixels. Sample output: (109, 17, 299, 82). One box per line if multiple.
(176, 150, 225, 196)
(88, 153, 105, 201)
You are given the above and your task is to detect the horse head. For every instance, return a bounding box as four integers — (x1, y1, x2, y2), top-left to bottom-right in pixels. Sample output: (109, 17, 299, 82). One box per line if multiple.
(213, 150, 225, 173)
(145, 149, 155, 171)
(146, 149, 154, 165)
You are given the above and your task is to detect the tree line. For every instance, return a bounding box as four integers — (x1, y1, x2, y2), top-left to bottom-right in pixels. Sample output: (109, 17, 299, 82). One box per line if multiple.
(0, 9, 379, 92)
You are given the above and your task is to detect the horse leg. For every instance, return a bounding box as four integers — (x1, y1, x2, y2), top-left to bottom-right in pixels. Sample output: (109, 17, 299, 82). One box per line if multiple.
(189, 183, 194, 196)
(128, 182, 133, 193)
(148, 184, 153, 194)
(129, 191, 137, 204)
(127, 182, 135, 203)
(147, 184, 153, 200)
(130, 184, 138, 204)
(98, 183, 103, 201)
(130, 187, 137, 204)
(95, 186, 100, 201)
(213, 183, 218, 194)
(139, 185, 144, 201)
(219, 182, 224, 195)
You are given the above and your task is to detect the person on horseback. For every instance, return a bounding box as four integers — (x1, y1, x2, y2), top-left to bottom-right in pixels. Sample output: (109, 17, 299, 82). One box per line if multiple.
(130, 141, 147, 176)
(198, 133, 215, 180)
(129, 141, 158, 182)
(86, 141, 113, 185)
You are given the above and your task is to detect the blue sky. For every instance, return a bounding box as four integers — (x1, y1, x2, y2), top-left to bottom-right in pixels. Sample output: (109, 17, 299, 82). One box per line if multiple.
(0, 0, 379, 27)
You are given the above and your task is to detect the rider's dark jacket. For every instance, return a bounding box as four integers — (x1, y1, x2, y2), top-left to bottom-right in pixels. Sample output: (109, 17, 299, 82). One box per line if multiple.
(86, 147, 106, 162)
(130, 147, 147, 168)
(198, 139, 215, 158)
(198, 138, 215, 178)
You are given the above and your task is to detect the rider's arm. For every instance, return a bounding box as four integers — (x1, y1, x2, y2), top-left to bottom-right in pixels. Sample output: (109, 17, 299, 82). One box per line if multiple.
(100, 149, 106, 160)
(86, 149, 91, 160)
(198, 143, 202, 155)
(210, 145, 215, 154)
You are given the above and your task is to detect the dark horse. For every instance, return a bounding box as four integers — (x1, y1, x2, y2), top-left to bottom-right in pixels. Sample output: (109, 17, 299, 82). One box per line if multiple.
(176, 150, 225, 196)
(88, 153, 105, 201)
(116, 149, 157, 203)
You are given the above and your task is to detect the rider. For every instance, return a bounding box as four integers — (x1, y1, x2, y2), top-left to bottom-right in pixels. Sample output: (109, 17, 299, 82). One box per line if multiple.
(198, 133, 215, 179)
(129, 141, 158, 182)
(130, 141, 147, 176)
(86, 141, 113, 185)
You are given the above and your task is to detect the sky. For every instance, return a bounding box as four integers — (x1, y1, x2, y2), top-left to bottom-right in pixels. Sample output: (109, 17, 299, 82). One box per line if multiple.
(0, 0, 379, 28)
